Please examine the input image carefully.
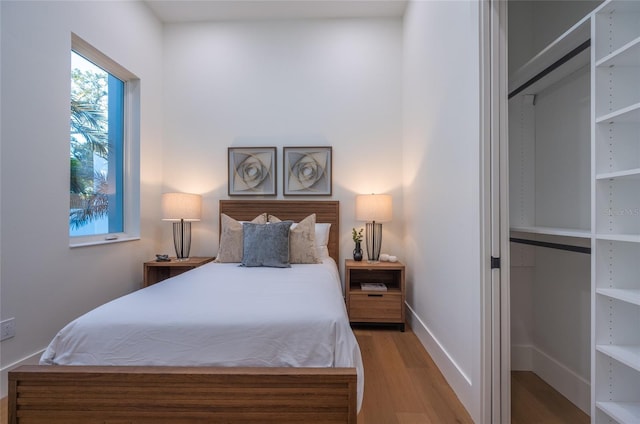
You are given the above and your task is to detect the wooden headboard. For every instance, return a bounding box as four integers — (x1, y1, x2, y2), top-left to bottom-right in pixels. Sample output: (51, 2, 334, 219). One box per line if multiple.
(220, 200, 340, 263)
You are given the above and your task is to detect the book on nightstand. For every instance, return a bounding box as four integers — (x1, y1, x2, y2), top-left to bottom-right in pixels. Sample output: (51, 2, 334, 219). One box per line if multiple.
(360, 282, 387, 291)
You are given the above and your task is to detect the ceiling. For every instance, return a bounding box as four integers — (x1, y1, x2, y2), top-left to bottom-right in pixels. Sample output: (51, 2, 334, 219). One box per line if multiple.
(144, 0, 408, 23)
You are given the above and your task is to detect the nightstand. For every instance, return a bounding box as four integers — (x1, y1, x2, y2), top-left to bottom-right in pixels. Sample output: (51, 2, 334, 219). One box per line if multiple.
(345, 259, 405, 331)
(143, 257, 215, 287)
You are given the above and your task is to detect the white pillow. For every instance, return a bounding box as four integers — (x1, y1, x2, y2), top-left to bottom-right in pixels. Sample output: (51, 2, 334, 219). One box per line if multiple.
(268, 215, 331, 260)
(315, 223, 331, 258)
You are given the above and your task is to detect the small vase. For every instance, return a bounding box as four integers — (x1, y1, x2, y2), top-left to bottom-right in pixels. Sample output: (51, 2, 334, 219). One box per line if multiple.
(353, 241, 363, 262)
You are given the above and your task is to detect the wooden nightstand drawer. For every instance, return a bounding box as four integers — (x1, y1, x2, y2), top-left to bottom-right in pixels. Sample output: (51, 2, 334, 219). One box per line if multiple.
(349, 291, 402, 322)
(345, 259, 405, 331)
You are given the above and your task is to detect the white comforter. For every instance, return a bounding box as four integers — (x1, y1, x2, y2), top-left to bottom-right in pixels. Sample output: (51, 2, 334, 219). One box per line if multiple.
(41, 258, 363, 409)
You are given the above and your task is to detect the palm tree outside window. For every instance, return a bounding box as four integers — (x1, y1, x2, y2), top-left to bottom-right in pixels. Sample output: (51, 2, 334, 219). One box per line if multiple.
(70, 51, 123, 236)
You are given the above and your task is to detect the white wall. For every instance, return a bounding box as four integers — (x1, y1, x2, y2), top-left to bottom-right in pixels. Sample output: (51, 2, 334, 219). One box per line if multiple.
(509, 242, 535, 370)
(402, 1, 483, 421)
(161, 18, 404, 269)
(0, 0, 163, 395)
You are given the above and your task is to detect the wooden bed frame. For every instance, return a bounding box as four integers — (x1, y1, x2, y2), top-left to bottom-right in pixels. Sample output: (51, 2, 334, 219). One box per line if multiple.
(9, 200, 357, 423)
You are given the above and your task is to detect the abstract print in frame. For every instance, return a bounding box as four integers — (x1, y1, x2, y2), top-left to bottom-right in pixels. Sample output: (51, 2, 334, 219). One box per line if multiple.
(283, 146, 332, 196)
(228, 147, 277, 196)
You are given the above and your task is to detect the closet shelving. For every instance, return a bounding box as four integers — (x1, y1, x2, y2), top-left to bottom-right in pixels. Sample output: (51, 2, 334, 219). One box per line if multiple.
(596, 36, 640, 67)
(595, 288, 640, 306)
(597, 105, 640, 124)
(596, 402, 640, 424)
(592, 1, 640, 422)
(509, 8, 594, 415)
(510, 226, 591, 239)
(511, 1, 640, 421)
(509, 14, 592, 240)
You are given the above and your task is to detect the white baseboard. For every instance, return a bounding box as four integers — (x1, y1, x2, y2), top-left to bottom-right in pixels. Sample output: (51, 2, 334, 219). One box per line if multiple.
(1, 350, 44, 398)
(406, 304, 475, 420)
(532, 347, 590, 415)
(511, 344, 533, 370)
(511, 344, 590, 415)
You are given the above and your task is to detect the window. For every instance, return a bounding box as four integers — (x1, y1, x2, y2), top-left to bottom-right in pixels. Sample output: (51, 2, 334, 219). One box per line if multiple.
(70, 34, 140, 246)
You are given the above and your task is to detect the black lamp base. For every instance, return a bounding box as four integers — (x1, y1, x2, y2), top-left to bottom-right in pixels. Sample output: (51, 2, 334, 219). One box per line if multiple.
(365, 222, 383, 262)
(173, 220, 192, 260)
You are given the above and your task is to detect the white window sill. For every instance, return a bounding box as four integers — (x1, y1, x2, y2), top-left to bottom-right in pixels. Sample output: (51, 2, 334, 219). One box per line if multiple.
(69, 235, 140, 248)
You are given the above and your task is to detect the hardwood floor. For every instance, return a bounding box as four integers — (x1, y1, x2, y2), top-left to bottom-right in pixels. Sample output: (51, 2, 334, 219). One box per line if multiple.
(355, 329, 590, 424)
(0, 329, 589, 424)
(354, 327, 473, 424)
(511, 370, 589, 424)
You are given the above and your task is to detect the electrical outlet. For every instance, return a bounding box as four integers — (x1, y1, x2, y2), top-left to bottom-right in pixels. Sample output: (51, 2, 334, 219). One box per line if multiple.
(1, 318, 16, 341)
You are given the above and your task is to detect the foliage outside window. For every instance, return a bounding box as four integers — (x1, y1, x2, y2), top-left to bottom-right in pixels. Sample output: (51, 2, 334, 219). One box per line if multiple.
(70, 51, 124, 237)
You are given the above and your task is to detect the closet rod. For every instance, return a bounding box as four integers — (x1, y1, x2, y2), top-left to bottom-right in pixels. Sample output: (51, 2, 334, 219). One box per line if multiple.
(510, 237, 591, 254)
(508, 39, 591, 99)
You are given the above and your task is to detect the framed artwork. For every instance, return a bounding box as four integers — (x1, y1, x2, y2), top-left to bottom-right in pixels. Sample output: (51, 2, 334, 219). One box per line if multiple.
(228, 147, 277, 196)
(283, 146, 332, 196)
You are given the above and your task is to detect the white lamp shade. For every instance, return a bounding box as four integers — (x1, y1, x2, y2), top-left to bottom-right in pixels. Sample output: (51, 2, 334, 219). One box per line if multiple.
(162, 193, 202, 221)
(356, 194, 392, 222)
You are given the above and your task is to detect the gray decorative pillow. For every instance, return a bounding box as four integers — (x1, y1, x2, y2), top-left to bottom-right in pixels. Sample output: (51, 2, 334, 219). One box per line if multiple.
(269, 214, 320, 264)
(215, 213, 267, 263)
(241, 221, 293, 268)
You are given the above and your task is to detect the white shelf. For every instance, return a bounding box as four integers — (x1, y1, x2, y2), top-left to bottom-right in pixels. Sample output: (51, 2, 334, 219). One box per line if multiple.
(597, 344, 640, 373)
(511, 226, 591, 239)
(596, 102, 640, 124)
(596, 168, 640, 181)
(509, 17, 590, 95)
(596, 401, 640, 424)
(596, 36, 640, 68)
(596, 233, 640, 243)
(597, 288, 640, 306)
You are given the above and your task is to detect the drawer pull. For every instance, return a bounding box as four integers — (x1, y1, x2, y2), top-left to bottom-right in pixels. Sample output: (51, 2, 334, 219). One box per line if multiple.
(367, 294, 384, 297)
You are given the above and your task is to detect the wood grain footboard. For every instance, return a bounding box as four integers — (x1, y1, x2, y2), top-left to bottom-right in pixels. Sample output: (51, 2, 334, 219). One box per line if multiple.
(9, 366, 357, 423)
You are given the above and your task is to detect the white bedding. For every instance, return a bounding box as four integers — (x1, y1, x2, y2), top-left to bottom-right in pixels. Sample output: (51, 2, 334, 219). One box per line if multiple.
(41, 258, 363, 410)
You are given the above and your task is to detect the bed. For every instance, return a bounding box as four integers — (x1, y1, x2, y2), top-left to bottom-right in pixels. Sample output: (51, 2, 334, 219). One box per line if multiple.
(9, 200, 362, 423)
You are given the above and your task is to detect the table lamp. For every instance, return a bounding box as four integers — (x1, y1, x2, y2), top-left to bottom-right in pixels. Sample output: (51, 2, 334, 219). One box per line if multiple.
(162, 192, 202, 260)
(356, 194, 392, 263)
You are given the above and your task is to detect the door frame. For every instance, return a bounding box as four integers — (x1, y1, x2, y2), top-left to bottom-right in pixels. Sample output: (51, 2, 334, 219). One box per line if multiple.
(480, 0, 510, 422)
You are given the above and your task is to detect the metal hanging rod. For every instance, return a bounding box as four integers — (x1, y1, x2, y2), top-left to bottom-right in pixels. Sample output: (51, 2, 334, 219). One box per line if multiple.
(508, 39, 591, 99)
